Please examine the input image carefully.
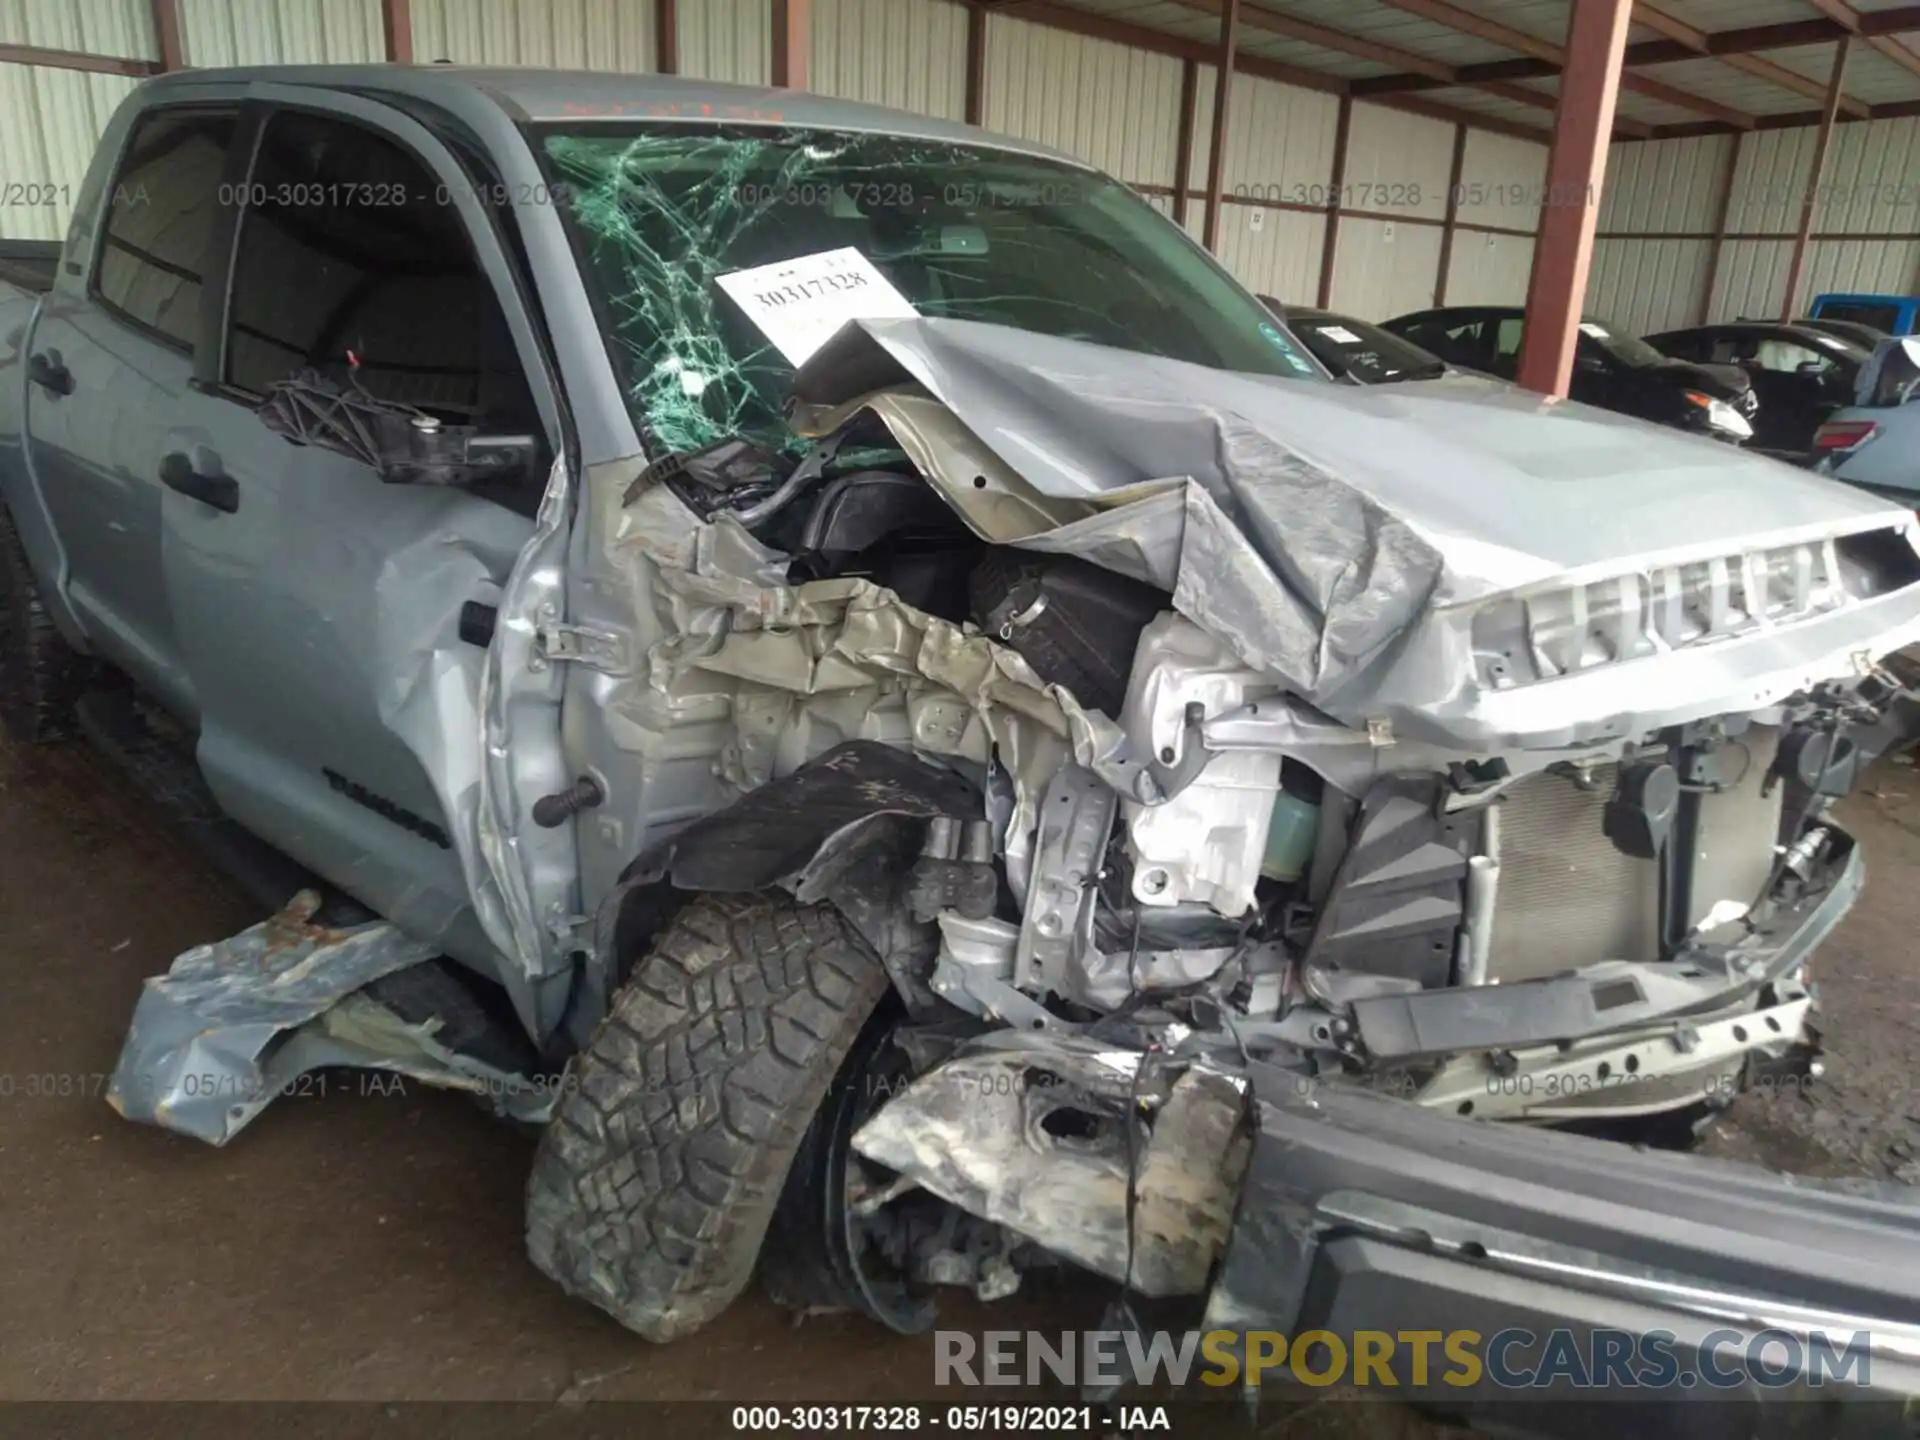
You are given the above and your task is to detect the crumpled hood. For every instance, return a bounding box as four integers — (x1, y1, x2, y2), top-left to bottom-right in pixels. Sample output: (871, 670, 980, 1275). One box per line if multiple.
(801, 317, 1911, 604)
(792, 317, 1920, 736)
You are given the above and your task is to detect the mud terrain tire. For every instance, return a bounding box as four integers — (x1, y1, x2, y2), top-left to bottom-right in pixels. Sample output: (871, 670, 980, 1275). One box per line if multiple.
(525, 892, 890, 1341)
(0, 506, 89, 743)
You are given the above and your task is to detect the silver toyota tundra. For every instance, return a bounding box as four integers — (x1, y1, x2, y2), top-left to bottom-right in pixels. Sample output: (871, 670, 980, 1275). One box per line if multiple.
(3, 67, 1919, 1402)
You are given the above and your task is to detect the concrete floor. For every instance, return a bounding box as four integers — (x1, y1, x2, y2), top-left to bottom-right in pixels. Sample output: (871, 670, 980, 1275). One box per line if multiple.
(1, 730, 1915, 1427)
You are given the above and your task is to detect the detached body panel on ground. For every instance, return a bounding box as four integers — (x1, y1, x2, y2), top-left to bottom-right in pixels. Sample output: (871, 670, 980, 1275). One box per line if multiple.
(4, 66, 1920, 1406)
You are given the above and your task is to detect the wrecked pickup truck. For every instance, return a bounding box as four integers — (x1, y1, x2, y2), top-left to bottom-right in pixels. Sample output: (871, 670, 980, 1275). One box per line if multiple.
(6, 66, 1920, 1399)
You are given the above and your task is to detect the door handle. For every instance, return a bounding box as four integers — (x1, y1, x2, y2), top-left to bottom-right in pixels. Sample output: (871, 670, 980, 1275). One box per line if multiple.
(159, 451, 239, 514)
(27, 351, 74, 396)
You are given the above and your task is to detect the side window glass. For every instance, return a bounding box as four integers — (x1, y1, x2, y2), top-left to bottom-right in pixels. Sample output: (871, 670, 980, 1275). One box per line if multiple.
(1487, 318, 1523, 378)
(224, 109, 536, 439)
(1706, 335, 1743, 365)
(1755, 339, 1825, 374)
(94, 108, 238, 350)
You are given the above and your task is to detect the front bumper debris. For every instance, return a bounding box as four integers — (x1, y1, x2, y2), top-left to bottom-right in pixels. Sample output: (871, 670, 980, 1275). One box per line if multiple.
(107, 891, 550, 1145)
(1208, 1069, 1920, 1415)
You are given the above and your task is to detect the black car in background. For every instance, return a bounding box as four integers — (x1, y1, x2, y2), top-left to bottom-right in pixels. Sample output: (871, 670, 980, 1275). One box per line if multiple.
(1259, 300, 1449, 384)
(1383, 305, 1758, 443)
(1647, 321, 1871, 459)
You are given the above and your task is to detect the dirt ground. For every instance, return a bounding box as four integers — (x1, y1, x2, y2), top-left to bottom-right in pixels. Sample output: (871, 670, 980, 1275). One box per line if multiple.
(1, 730, 1916, 1431)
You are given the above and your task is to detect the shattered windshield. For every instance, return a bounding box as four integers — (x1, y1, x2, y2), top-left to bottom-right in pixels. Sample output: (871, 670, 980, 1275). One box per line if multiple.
(538, 125, 1319, 455)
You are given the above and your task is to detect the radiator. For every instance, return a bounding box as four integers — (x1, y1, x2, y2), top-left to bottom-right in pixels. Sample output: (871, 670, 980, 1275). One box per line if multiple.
(1485, 730, 1781, 984)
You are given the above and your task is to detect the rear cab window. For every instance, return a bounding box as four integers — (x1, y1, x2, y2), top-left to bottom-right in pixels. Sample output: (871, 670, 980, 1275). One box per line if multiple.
(92, 107, 240, 350)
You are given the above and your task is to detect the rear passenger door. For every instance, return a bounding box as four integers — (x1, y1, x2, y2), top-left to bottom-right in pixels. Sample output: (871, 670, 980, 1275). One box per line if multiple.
(157, 90, 561, 966)
(23, 100, 240, 717)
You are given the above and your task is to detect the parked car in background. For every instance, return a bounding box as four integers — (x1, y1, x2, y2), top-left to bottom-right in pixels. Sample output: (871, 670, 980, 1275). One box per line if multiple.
(1258, 299, 1448, 383)
(1808, 292, 1920, 337)
(1795, 316, 1890, 350)
(1647, 321, 1869, 460)
(1383, 305, 1758, 443)
(1814, 336, 1920, 501)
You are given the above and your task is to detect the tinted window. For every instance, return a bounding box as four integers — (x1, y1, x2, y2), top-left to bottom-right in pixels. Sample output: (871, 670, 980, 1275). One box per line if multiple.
(225, 109, 531, 430)
(1288, 313, 1445, 383)
(95, 108, 238, 350)
(1397, 318, 1485, 367)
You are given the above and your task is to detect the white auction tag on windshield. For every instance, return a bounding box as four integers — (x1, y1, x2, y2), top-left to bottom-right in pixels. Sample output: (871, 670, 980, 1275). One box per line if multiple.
(1315, 324, 1363, 345)
(715, 247, 919, 365)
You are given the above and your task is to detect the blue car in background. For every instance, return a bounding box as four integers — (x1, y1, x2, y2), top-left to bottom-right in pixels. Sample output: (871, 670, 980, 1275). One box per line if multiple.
(1809, 292, 1920, 337)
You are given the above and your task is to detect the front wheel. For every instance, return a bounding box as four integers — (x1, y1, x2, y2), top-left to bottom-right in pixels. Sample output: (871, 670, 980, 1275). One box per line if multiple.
(524, 891, 891, 1342)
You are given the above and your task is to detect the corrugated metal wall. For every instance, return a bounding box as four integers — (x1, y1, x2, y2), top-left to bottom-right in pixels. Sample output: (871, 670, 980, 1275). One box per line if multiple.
(1331, 217, 1443, 317)
(1595, 120, 1920, 326)
(984, 12, 1184, 190)
(411, 0, 657, 70)
(677, 0, 766, 86)
(1328, 104, 1457, 318)
(1447, 231, 1536, 308)
(0, 0, 152, 240)
(1587, 133, 1730, 333)
(178, 0, 381, 65)
(811, 0, 965, 121)
(1186, 67, 1342, 304)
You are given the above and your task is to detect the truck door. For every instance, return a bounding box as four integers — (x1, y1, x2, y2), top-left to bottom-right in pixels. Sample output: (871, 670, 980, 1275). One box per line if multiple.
(156, 92, 564, 970)
(22, 101, 240, 717)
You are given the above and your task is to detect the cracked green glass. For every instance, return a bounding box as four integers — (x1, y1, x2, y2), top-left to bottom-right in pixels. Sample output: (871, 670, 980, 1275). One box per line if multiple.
(539, 125, 1314, 458)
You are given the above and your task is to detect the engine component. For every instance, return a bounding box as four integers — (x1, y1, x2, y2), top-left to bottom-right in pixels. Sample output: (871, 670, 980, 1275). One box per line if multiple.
(1121, 615, 1285, 916)
(1603, 758, 1679, 860)
(1488, 730, 1781, 982)
(1303, 774, 1474, 990)
(969, 550, 1167, 718)
(1014, 765, 1116, 1003)
(1260, 766, 1323, 882)
(850, 1031, 1253, 1299)
(532, 774, 605, 829)
(906, 816, 998, 922)
(620, 434, 785, 512)
(1775, 726, 1860, 799)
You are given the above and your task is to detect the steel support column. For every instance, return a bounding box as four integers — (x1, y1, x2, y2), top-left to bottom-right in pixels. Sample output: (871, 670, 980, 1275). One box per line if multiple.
(1433, 122, 1468, 305)
(1316, 96, 1353, 307)
(1695, 130, 1743, 324)
(1201, 0, 1241, 252)
(1172, 59, 1199, 227)
(1780, 38, 1852, 321)
(656, 0, 678, 75)
(1516, 0, 1633, 397)
(772, 0, 809, 90)
(965, 4, 987, 125)
(151, 0, 185, 70)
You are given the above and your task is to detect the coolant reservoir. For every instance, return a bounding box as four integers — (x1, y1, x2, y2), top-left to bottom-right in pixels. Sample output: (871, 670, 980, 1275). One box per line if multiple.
(1261, 791, 1320, 881)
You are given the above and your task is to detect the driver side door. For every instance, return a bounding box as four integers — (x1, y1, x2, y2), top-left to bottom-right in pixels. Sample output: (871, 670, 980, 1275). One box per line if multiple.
(159, 92, 559, 967)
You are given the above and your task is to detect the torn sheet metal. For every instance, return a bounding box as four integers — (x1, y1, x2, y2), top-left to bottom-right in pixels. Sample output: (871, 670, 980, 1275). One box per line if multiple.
(851, 1031, 1251, 1297)
(106, 892, 548, 1146)
(612, 483, 1135, 868)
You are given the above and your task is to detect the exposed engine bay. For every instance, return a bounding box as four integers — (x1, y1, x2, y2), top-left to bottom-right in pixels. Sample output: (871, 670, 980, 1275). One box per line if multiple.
(561, 315, 1920, 1326)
